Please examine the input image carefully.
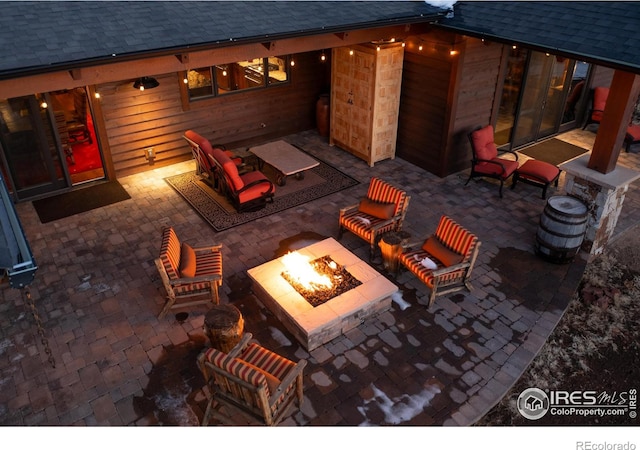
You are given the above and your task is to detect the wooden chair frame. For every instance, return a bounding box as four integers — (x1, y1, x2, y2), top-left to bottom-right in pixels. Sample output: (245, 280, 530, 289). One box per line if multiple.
(338, 177, 410, 261)
(197, 333, 306, 426)
(397, 216, 481, 308)
(155, 226, 222, 319)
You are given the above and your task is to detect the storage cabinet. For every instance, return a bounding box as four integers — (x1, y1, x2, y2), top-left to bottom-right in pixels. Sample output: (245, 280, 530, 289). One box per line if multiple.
(329, 43, 404, 166)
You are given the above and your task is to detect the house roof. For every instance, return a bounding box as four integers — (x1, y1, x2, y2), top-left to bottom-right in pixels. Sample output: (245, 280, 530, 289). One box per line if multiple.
(439, 1, 640, 73)
(0, 1, 447, 78)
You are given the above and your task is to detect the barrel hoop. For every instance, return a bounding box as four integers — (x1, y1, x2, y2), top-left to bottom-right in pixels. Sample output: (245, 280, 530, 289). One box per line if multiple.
(537, 222, 586, 239)
(535, 236, 581, 252)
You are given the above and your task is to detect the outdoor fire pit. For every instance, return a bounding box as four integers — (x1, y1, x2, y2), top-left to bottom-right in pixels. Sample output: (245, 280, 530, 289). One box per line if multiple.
(247, 238, 397, 351)
(280, 253, 362, 307)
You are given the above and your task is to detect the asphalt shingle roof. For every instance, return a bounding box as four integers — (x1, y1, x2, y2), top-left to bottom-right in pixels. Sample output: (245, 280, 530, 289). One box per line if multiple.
(439, 1, 640, 72)
(0, 1, 446, 77)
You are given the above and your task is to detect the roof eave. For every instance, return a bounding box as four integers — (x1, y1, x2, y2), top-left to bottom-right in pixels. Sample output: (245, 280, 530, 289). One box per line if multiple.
(0, 12, 445, 81)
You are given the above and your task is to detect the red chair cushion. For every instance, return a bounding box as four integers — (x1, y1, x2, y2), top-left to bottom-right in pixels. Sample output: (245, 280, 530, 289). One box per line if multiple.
(627, 124, 640, 140)
(516, 160, 560, 183)
(214, 148, 244, 190)
(592, 87, 609, 122)
(471, 125, 498, 161)
(237, 171, 273, 203)
(474, 158, 519, 179)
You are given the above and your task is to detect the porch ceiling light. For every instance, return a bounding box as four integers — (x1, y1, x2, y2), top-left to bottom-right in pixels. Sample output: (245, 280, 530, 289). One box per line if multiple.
(133, 77, 159, 91)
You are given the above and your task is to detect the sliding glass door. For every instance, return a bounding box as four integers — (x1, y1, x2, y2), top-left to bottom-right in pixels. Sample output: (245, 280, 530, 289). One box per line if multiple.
(0, 88, 103, 201)
(0, 95, 68, 199)
(496, 49, 587, 149)
(511, 52, 573, 147)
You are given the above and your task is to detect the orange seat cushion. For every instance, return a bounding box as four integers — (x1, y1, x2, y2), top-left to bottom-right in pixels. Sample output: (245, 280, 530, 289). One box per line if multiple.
(358, 198, 396, 220)
(422, 236, 463, 267)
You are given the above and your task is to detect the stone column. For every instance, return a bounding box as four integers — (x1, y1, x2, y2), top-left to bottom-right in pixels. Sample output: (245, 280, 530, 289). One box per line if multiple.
(560, 155, 640, 260)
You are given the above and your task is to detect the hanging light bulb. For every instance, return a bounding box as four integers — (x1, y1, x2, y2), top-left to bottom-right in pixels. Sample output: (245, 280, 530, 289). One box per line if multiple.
(349, 49, 354, 56)
(418, 44, 423, 51)
(94, 92, 101, 99)
(376, 45, 381, 52)
(40, 100, 47, 109)
(290, 59, 295, 67)
(320, 51, 326, 62)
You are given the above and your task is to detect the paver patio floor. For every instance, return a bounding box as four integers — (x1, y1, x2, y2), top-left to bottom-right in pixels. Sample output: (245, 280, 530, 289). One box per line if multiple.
(1, 128, 638, 426)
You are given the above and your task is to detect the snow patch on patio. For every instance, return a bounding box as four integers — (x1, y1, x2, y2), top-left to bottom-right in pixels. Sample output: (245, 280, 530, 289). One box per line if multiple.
(391, 291, 411, 310)
(269, 326, 292, 347)
(357, 383, 441, 425)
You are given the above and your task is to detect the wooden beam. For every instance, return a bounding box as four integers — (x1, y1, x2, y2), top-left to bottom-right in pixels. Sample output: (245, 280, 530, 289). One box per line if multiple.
(261, 42, 274, 51)
(588, 70, 640, 173)
(69, 69, 82, 80)
(175, 54, 189, 64)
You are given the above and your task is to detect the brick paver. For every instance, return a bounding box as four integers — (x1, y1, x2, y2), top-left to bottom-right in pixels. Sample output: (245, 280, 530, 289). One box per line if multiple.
(0, 129, 638, 426)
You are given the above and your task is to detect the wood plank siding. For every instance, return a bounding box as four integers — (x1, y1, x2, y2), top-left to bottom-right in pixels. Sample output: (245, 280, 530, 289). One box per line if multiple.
(396, 35, 502, 177)
(446, 38, 503, 175)
(98, 51, 328, 178)
(396, 39, 454, 176)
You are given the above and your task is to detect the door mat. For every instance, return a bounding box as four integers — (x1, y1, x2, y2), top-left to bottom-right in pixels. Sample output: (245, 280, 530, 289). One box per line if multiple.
(518, 138, 589, 166)
(32, 181, 131, 223)
(165, 154, 359, 232)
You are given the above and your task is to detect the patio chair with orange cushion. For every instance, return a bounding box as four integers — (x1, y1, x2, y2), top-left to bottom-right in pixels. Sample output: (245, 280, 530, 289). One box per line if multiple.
(197, 333, 306, 426)
(184, 130, 244, 190)
(155, 226, 223, 319)
(466, 124, 519, 198)
(338, 177, 410, 261)
(397, 215, 481, 308)
(210, 148, 275, 212)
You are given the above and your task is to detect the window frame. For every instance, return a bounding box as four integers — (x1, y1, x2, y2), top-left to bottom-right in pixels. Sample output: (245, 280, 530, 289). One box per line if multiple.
(181, 55, 291, 104)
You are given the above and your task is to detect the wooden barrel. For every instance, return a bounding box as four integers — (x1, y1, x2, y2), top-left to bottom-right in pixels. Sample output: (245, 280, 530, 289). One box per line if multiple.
(535, 195, 588, 264)
(316, 94, 330, 137)
(203, 304, 244, 353)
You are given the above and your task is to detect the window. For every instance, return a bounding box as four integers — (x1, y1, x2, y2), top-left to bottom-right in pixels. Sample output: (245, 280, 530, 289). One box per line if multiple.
(186, 56, 290, 100)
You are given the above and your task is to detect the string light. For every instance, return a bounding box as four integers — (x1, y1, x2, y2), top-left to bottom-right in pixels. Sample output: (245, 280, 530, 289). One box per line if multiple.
(94, 92, 100, 99)
(320, 51, 326, 62)
(290, 59, 295, 67)
(349, 49, 354, 56)
(40, 100, 47, 108)
(418, 44, 423, 51)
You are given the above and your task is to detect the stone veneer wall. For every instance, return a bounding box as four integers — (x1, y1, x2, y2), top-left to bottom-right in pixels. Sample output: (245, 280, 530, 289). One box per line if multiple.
(563, 174, 629, 258)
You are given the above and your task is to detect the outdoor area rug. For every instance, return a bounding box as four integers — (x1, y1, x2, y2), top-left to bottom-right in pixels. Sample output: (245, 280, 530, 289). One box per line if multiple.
(165, 154, 359, 232)
(32, 180, 131, 223)
(518, 138, 589, 166)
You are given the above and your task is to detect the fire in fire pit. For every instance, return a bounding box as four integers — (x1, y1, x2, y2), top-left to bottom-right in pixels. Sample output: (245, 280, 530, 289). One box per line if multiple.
(281, 252, 361, 307)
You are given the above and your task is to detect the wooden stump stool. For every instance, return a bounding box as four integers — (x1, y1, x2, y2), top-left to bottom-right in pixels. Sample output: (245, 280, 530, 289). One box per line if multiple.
(203, 304, 244, 353)
(379, 231, 411, 273)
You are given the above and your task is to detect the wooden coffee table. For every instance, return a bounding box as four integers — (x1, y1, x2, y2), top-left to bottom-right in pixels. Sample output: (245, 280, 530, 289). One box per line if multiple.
(249, 140, 319, 186)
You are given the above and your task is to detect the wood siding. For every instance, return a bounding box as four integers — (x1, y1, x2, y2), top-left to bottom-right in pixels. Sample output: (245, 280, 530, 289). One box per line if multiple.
(446, 38, 504, 175)
(98, 52, 328, 177)
(396, 38, 454, 176)
(396, 35, 502, 177)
